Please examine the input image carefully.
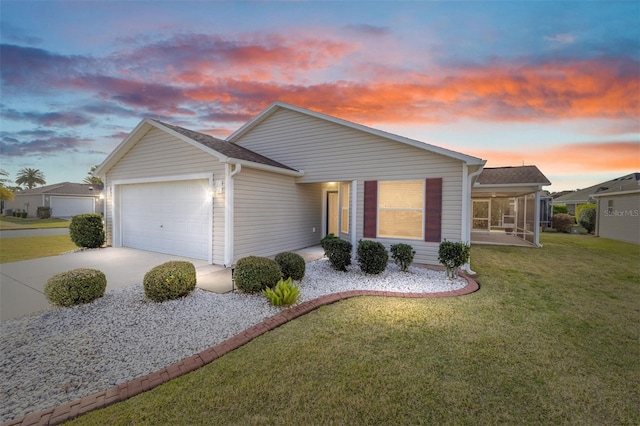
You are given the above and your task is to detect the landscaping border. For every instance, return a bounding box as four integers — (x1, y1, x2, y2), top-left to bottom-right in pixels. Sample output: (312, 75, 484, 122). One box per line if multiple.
(3, 274, 479, 426)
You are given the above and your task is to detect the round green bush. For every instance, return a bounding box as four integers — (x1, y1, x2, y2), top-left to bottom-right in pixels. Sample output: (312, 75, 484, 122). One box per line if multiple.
(143, 261, 196, 302)
(234, 256, 282, 293)
(69, 213, 105, 248)
(323, 238, 352, 271)
(552, 213, 575, 233)
(357, 240, 389, 274)
(275, 252, 306, 281)
(44, 268, 107, 307)
(390, 243, 416, 272)
(579, 207, 596, 234)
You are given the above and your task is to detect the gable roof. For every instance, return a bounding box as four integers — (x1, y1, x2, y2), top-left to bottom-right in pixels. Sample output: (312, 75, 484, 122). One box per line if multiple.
(590, 173, 640, 197)
(15, 182, 100, 196)
(554, 173, 639, 203)
(476, 166, 551, 186)
(227, 101, 486, 166)
(95, 118, 302, 178)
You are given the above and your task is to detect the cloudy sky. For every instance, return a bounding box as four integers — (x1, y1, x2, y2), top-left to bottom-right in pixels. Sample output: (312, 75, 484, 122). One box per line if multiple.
(1, 0, 638, 191)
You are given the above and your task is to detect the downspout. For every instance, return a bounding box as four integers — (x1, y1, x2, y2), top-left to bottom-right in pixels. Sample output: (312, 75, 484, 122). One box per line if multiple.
(224, 163, 241, 267)
(462, 163, 485, 275)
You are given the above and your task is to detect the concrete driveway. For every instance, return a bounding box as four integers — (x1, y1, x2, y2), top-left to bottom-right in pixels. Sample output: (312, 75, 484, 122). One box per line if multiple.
(0, 247, 232, 322)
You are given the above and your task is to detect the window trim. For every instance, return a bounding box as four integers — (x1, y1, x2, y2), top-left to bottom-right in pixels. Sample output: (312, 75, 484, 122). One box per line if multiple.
(377, 180, 425, 240)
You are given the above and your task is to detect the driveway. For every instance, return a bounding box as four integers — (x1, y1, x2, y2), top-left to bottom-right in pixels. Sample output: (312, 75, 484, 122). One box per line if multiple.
(0, 247, 231, 322)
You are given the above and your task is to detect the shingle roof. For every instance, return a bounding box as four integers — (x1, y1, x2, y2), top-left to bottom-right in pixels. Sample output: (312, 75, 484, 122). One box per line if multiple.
(15, 182, 101, 196)
(152, 120, 299, 172)
(590, 173, 640, 196)
(476, 166, 551, 186)
(554, 173, 640, 202)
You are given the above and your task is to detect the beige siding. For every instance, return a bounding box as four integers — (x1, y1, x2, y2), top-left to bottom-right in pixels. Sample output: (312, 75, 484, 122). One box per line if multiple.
(104, 127, 225, 264)
(234, 108, 465, 265)
(233, 168, 322, 262)
(4, 195, 43, 217)
(598, 194, 640, 245)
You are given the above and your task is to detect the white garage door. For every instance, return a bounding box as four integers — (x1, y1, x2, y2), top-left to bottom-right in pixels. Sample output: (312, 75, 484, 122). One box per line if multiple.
(51, 196, 95, 218)
(120, 180, 211, 260)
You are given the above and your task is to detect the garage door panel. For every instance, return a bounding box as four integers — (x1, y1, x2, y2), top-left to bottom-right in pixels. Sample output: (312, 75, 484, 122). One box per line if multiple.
(120, 180, 211, 260)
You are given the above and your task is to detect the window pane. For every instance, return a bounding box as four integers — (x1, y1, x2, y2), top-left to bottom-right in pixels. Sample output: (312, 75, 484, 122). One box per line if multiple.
(340, 183, 350, 234)
(379, 181, 423, 209)
(379, 210, 422, 239)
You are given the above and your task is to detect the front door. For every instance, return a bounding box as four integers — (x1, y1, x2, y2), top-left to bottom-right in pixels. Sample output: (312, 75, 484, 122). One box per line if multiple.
(327, 192, 339, 236)
(472, 199, 490, 231)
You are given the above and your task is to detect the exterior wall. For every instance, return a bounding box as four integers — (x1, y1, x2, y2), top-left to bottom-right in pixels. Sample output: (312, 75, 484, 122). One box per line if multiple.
(234, 108, 464, 265)
(3, 195, 43, 217)
(597, 193, 640, 245)
(233, 167, 322, 262)
(104, 127, 226, 264)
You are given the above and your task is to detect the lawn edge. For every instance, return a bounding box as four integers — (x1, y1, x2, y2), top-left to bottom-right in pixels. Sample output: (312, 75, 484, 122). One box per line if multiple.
(2, 274, 479, 426)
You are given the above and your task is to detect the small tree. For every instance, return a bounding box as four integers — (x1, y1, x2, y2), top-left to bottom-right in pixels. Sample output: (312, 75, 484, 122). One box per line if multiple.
(438, 240, 470, 280)
(83, 165, 104, 188)
(579, 207, 597, 234)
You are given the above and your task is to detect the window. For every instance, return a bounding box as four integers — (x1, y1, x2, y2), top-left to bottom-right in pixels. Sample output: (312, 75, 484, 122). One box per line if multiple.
(340, 183, 350, 234)
(378, 180, 424, 239)
(607, 199, 614, 214)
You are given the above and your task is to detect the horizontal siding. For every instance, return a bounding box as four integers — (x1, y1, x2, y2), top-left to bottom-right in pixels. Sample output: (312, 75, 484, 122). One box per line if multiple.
(598, 194, 640, 245)
(235, 108, 465, 265)
(233, 168, 322, 262)
(104, 127, 225, 263)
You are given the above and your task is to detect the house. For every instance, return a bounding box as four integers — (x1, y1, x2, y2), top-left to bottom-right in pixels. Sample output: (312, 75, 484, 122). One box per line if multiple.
(472, 166, 551, 246)
(3, 182, 102, 218)
(95, 102, 550, 267)
(591, 173, 640, 245)
(552, 173, 638, 215)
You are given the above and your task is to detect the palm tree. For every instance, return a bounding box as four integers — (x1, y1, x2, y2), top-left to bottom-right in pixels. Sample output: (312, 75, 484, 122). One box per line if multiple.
(83, 165, 103, 188)
(15, 168, 46, 189)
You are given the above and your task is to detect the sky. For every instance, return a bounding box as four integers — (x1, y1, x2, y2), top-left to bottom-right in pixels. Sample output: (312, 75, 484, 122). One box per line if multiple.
(1, 0, 638, 192)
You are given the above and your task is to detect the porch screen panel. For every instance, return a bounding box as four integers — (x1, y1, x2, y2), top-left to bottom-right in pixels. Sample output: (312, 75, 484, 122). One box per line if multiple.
(378, 180, 424, 239)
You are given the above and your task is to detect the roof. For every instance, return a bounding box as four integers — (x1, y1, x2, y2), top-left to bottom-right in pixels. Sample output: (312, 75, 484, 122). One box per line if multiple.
(476, 166, 551, 186)
(590, 173, 640, 197)
(151, 120, 298, 172)
(227, 101, 486, 166)
(95, 118, 302, 177)
(15, 182, 101, 196)
(554, 173, 640, 203)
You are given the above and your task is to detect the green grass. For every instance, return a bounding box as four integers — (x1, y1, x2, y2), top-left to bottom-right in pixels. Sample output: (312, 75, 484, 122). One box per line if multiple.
(0, 216, 70, 230)
(0, 235, 77, 263)
(68, 234, 640, 425)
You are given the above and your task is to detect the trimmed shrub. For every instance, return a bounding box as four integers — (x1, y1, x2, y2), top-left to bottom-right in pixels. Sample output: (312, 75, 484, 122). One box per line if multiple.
(275, 252, 306, 281)
(390, 243, 416, 272)
(45, 268, 107, 307)
(438, 240, 470, 280)
(234, 256, 282, 293)
(357, 240, 388, 274)
(263, 277, 300, 306)
(552, 213, 575, 233)
(320, 233, 339, 255)
(69, 213, 105, 248)
(143, 261, 196, 302)
(37, 206, 51, 218)
(579, 207, 597, 234)
(576, 203, 597, 223)
(553, 204, 568, 215)
(323, 238, 352, 272)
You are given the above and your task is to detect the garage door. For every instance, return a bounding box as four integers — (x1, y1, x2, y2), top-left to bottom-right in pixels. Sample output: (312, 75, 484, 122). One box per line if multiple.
(120, 180, 211, 260)
(51, 196, 95, 218)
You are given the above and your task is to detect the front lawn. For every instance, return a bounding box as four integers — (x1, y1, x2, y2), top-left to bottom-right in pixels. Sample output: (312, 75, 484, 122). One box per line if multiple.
(0, 216, 70, 230)
(0, 235, 77, 263)
(68, 234, 640, 425)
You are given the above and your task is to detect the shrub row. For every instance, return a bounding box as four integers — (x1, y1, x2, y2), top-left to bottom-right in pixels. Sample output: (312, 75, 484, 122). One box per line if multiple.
(45, 260, 198, 307)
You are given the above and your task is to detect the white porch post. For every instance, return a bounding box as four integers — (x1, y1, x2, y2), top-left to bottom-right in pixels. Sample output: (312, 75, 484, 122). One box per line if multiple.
(534, 189, 542, 247)
(350, 179, 358, 259)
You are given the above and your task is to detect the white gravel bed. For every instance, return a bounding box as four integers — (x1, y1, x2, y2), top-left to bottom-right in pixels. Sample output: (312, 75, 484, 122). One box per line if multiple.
(0, 259, 466, 422)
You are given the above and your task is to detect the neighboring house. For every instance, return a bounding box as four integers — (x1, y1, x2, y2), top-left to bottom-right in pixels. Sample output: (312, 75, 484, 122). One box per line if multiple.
(591, 173, 640, 245)
(95, 102, 550, 267)
(3, 182, 102, 218)
(472, 166, 551, 246)
(553, 173, 638, 215)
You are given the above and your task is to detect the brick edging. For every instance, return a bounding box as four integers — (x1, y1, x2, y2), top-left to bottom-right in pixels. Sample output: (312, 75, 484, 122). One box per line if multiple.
(4, 274, 479, 426)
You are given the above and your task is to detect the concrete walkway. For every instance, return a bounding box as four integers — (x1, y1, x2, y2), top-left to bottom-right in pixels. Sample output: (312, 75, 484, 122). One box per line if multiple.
(0, 246, 325, 322)
(0, 228, 69, 239)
